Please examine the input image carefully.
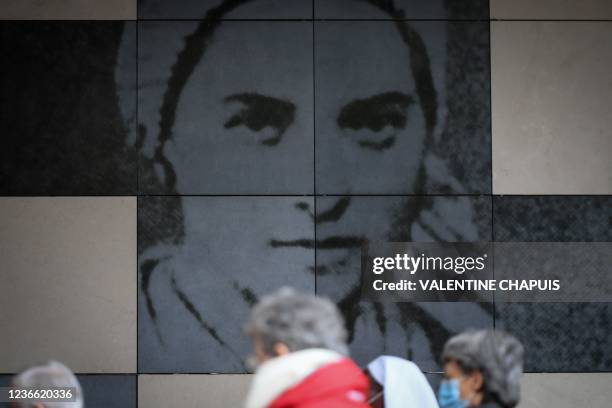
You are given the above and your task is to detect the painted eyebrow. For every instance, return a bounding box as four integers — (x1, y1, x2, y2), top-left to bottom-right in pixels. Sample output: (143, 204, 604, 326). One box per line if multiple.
(223, 92, 295, 146)
(337, 91, 414, 131)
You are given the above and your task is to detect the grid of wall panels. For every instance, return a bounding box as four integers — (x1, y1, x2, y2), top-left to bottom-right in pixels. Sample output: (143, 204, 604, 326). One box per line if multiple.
(1, 0, 612, 406)
(135, 0, 493, 374)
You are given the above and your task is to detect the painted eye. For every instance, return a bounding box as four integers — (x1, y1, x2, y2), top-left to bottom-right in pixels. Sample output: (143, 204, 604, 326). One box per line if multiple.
(224, 93, 295, 146)
(337, 91, 413, 151)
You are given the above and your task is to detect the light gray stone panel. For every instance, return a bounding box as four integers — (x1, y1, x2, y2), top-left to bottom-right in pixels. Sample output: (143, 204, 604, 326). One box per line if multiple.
(0, 197, 137, 373)
(519, 373, 612, 408)
(492, 22, 612, 194)
(491, 0, 612, 20)
(138, 374, 253, 408)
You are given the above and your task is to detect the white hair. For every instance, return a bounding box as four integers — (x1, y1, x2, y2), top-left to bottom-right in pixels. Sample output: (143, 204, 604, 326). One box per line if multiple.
(442, 330, 524, 408)
(245, 287, 349, 356)
(12, 361, 83, 408)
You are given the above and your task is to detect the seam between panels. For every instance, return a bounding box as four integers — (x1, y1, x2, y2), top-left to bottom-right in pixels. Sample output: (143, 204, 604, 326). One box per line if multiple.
(312, 18, 317, 297)
(488, 17, 496, 331)
(135, 19, 141, 408)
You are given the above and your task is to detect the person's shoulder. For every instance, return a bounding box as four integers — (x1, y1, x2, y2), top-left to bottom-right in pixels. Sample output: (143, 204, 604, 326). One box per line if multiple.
(272, 358, 369, 408)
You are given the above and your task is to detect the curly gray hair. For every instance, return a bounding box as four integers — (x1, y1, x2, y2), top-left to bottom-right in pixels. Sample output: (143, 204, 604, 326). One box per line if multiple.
(442, 330, 524, 408)
(245, 287, 349, 356)
(12, 361, 83, 408)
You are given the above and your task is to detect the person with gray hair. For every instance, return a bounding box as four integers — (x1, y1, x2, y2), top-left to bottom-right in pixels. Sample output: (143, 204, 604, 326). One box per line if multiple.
(438, 330, 524, 408)
(243, 287, 369, 408)
(10, 361, 83, 408)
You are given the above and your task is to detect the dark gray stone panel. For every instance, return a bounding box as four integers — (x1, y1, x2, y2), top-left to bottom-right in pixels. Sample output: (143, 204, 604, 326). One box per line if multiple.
(139, 0, 313, 19)
(0, 22, 137, 196)
(316, 195, 493, 370)
(138, 196, 315, 372)
(315, 20, 491, 194)
(315, 0, 489, 22)
(0, 375, 136, 408)
(494, 196, 612, 372)
(138, 21, 314, 195)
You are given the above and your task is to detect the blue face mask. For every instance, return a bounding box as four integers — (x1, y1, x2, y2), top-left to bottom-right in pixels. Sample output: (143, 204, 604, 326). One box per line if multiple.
(438, 379, 469, 408)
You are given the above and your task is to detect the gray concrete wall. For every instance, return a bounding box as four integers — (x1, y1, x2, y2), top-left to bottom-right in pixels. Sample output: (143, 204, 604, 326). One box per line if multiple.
(136, 373, 612, 407)
(519, 373, 612, 408)
(0, 198, 136, 373)
(138, 374, 253, 408)
(491, 0, 612, 20)
(492, 21, 612, 194)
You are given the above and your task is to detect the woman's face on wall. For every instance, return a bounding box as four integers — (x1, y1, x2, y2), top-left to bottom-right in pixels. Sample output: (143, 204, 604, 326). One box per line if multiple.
(168, 18, 430, 304)
(168, 19, 427, 195)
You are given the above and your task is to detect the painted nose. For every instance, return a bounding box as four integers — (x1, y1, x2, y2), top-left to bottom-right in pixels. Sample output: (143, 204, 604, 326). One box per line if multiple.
(294, 198, 351, 223)
(316, 197, 351, 224)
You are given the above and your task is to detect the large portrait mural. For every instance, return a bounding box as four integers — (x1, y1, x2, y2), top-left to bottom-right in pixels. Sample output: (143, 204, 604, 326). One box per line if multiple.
(136, 0, 493, 373)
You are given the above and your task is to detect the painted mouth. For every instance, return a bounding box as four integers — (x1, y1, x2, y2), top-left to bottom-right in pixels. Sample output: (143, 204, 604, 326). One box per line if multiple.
(269, 235, 365, 250)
